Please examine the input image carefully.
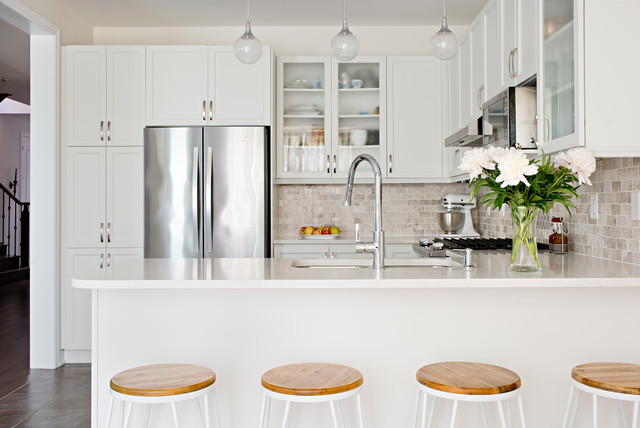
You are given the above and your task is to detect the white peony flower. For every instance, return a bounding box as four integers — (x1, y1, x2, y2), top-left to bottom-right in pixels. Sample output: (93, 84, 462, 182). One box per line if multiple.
(459, 148, 495, 179)
(495, 148, 539, 187)
(554, 148, 596, 185)
(485, 146, 507, 166)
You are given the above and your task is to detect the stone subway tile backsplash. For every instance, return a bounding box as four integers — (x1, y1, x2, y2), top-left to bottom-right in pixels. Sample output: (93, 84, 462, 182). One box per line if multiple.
(277, 182, 471, 238)
(276, 158, 640, 265)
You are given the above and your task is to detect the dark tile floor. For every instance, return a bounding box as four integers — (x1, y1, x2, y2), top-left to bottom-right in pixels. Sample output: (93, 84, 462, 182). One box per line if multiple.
(0, 281, 91, 427)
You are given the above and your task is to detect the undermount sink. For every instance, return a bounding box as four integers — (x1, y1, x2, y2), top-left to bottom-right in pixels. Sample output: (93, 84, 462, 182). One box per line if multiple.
(291, 258, 462, 269)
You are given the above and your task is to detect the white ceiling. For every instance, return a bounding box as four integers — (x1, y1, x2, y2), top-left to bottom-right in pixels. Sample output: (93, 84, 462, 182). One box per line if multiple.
(54, 0, 488, 27)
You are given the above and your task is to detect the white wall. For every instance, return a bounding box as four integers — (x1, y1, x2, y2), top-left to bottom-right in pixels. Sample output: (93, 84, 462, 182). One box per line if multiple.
(93, 25, 468, 56)
(18, 0, 92, 44)
(0, 114, 29, 188)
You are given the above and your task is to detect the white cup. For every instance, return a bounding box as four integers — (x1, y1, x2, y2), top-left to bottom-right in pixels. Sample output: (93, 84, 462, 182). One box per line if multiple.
(351, 79, 364, 88)
(350, 129, 367, 146)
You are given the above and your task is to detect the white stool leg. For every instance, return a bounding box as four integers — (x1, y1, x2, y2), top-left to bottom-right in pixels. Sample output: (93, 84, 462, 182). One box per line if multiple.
(335, 401, 346, 428)
(413, 389, 422, 428)
(592, 394, 598, 428)
(143, 404, 151, 428)
(517, 394, 526, 428)
(505, 399, 512, 428)
(563, 385, 581, 428)
(281, 401, 292, 428)
(259, 394, 270, 428)
(211, 389, 221, 428)
(449, 400, 459, 428)
(497, 400, 508, 428)
(196, 396, 205, 428)
(356, 392, 364, 428)
(120, 399, 125, 428)
(426, 396, 437, 428)
(105, 396, 115, 428)
(420, 391, 428, 428)
(631, 401, 639, 428)
(480, 403, 489, 428)
(620, 400, 629, 428)
(123, 402, 133, 428)
(203, 392, 211, 428)
(329, 401, 340, 428)
(171, 401, 181, 428)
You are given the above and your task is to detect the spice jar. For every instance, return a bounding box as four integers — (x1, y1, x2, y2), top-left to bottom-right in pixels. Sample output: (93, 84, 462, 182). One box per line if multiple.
(549, 217, 568, 254)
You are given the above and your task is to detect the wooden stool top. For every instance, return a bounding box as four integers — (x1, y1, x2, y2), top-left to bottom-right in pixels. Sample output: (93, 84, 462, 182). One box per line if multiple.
(572, 363, 640, 395)
(261, 363, 363, 396)
(416, 362, 521, 395)
(110, 364, 216, 397)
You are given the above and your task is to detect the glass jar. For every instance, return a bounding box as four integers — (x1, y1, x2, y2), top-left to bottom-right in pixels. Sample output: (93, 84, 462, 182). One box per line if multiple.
(549, 217, 568, 254)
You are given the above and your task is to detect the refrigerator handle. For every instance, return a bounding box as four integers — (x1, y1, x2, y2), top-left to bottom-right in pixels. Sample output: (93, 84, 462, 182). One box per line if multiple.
(205, 146, 213, 254)
(192, 146, 200, 254)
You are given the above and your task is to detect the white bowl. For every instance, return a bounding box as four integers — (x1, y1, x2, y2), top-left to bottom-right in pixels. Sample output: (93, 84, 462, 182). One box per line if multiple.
(351, 129, 367, 146)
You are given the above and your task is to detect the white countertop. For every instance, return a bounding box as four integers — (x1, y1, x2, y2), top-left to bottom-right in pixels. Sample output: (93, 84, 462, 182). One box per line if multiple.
(73, 252, 640, 289)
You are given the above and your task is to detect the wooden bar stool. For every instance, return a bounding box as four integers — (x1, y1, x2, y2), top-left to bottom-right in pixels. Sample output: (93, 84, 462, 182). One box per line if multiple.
(106, 363, 221, 428)
(562, 362, 640, 428)
(413, 361, 526, 428)
(259, 362, 364, 428)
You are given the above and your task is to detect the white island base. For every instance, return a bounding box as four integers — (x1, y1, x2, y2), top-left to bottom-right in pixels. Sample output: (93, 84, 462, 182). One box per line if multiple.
(75, 256, 640, 427)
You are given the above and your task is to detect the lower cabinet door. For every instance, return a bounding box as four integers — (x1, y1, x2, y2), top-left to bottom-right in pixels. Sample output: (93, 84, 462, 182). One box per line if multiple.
(273, 244, 330, 259)
(329, 244, 376, 259)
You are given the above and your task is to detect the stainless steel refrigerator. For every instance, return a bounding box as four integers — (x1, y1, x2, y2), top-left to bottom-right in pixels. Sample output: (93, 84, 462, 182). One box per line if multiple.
(144, 127, 270, 258)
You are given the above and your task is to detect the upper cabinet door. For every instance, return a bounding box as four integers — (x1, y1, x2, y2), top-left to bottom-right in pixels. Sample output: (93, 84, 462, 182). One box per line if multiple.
(387, 57, 442, 179)
(106, 147, 144, 248)
(459, 33, 473, 126)
(470, 15, 485, 119)
(208, 46, 272, 125)
(146, 46, 209, 126)
(483, 0, 504, 98)
(516, 0, 538, 83)
(64, 46, 107, 146)
(106, 47, 145, 146)
(448, 52, 461, 134)
(64, 147, 106, 248)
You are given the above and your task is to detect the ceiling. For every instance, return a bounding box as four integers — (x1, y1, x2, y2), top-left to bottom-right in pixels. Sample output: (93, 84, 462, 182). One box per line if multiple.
(0, 18, 29, 105)
(54, 0, 488, 27)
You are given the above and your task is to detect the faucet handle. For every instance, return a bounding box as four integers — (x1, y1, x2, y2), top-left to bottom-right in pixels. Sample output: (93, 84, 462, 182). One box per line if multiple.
(355, 223, 361, 242)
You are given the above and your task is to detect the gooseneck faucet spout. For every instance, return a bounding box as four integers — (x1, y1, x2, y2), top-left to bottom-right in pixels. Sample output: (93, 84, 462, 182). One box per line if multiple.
(344, 154, 385, 269)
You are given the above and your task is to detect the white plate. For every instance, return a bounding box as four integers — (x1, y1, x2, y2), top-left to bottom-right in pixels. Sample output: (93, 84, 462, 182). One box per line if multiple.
(284, 110, 321, 116)
(299, 234, 340, 240)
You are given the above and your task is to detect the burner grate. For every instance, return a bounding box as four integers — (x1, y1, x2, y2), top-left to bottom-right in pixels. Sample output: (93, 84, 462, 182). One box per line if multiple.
(432, 237, 548, 251)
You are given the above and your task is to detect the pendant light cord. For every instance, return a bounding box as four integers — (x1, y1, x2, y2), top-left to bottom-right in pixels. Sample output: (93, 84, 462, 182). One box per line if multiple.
(343, 0, 347, 22)
(246, 0, 250, 22)
(443, 0, 446, 18)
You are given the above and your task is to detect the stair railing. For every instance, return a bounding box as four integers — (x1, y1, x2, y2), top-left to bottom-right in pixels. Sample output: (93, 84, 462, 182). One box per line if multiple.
(0, 182, 30, 268)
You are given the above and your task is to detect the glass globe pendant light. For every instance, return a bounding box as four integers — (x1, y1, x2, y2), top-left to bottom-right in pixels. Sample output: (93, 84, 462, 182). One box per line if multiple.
(331, 0, 359, 62)
(234, 0, 263, 64)
(431, 0, 458, 60)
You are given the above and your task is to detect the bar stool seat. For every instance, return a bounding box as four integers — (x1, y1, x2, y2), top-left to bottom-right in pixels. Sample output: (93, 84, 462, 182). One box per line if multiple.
(414, 362, 526, 428)
(107, 364, 221, 428)
(259, 362, 364, 428)
(562, 362, 640, 428)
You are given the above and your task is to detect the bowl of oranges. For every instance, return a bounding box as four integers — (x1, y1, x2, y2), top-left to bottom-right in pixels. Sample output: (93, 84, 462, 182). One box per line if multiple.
(299, 225, 341, 239)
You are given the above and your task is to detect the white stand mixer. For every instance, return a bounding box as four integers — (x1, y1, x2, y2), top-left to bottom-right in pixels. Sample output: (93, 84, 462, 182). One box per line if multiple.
(439, 193, 480, 238)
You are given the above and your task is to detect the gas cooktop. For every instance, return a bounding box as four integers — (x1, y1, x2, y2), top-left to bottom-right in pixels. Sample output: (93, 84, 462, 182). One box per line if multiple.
(428, 237, 549, 251)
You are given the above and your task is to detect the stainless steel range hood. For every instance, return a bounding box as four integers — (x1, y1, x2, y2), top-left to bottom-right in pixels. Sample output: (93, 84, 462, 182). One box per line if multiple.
(444, 117, 484, 147)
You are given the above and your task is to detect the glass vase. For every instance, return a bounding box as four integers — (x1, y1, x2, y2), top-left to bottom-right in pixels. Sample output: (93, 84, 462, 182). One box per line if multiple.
(509, 206, 541, 272)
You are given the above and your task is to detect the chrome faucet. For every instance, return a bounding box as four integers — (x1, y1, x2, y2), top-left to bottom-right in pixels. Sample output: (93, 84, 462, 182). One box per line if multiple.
(344, 154, 385, 269)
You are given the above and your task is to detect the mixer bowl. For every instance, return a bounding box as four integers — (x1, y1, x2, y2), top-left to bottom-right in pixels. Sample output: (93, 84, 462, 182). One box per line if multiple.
(437, 210, 464, 234)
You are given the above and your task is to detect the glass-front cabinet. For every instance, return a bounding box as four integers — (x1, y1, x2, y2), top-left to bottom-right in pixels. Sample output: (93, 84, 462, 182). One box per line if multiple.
(538, 0, 584, 153)
(276, 56, 386, 182)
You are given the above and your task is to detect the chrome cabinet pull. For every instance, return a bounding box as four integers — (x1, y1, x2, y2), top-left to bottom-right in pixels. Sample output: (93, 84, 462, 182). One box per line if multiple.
(107, 222, 111, 243)
(100, 121, 104, 141)
(389, 154, 393, 174)
(107, 121, 111, 141)
(330, 252, 335, 259)
(100, 222, 104, 243)
(508, 50, 514, 79)
(333, 155, 337, 174)
(477, 85, 484, 110)
(512, 48, 518, 78)
(202, 101, 206, 120)
(326, 155, 331, 174)
(545, 117, 551, 142)
(209, 101, 213, 120)
(106, 253, 111, 268)
(323, 252, 328, 259)
(99, 253, 104, 269)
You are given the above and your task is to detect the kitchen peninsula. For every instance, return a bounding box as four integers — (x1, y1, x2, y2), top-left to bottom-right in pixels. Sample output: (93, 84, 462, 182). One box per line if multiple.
(75, 254, 640, 427)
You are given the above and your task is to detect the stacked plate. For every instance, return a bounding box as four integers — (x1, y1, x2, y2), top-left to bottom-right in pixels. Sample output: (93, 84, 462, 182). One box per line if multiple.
(285, 104, 322, 116)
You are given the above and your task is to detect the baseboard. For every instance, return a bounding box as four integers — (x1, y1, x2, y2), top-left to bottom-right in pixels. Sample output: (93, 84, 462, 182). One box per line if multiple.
(63, 349, 91, 364)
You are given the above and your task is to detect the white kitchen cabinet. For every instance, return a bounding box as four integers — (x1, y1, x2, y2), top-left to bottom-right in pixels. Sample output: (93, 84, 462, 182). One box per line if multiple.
(273, 242, 417, 259)
(386, 57, 443, 180)
(146, 45, 272, 126)
(64, 46, 145, 147)
(484, 0, 539, 100)
(470, 15, 485, 121)
(64, 147, 143, 249)
(447, 53, 461, 135)
(61, 247, 143, 352)
(459, 34, 473, 127)
(273, 244, 331, 259)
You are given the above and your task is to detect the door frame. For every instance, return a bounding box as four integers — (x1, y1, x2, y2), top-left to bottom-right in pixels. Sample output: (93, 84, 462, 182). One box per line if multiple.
(0, 0, 61, 369)
(20, 131, 29, 202)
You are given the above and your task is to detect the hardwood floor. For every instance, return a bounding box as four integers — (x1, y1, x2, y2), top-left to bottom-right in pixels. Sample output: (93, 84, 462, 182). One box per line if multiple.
(0, 280, 91, 427)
